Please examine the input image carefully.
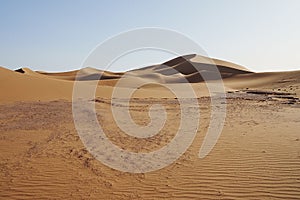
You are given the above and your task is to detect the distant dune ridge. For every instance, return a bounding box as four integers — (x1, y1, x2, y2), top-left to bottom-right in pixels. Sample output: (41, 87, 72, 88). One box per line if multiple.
(13, 54, 252, 83)
(0, 53, 300, 102)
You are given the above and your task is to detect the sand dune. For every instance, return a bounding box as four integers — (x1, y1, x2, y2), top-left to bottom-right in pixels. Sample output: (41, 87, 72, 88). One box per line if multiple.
(0, 67, 73, 102)
(13, 54, 251, 84)
(1, 55, 300, 199)
(2, 54, 299, 100)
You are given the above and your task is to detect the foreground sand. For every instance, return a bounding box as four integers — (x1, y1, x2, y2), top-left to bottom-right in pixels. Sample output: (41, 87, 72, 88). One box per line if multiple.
(1, 97, 300, 199)
(1, 55, 300, 199)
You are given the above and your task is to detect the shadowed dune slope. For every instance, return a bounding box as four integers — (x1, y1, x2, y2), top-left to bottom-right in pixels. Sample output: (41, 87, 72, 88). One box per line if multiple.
(128, 54, 252, 83)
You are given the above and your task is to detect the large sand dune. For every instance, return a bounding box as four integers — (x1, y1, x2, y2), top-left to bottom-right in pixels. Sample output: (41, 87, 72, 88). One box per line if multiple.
(0, 55, 300, 199)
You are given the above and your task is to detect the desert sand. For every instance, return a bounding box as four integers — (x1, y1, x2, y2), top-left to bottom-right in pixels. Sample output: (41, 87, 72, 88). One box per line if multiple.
(0, 54, 300, 199)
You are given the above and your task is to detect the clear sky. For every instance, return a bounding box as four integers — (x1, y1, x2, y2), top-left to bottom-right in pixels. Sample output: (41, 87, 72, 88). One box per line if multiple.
(0, 0, 300, 72)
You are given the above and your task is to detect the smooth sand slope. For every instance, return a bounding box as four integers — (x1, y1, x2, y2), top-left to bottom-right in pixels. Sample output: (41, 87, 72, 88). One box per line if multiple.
(0, 54, 300, 199)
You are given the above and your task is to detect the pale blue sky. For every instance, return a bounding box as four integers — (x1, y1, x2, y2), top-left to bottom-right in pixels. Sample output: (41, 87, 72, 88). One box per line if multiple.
(0, 0, 300, 72)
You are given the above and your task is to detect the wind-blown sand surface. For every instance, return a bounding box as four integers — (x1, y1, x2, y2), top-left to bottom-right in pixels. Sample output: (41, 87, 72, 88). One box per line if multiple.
(0, 54, 300, 199)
